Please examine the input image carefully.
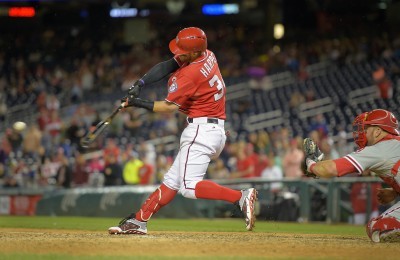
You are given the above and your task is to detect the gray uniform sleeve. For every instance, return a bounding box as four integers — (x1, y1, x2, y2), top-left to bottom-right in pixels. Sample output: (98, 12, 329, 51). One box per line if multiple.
(344, 140, 400, 176)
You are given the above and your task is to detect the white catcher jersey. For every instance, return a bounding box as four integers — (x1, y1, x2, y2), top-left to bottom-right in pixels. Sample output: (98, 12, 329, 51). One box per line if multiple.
(345, 137, 400, 193)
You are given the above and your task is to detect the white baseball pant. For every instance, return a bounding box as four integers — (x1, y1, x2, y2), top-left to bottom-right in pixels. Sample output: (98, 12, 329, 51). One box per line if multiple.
(163, 119, 226, 199)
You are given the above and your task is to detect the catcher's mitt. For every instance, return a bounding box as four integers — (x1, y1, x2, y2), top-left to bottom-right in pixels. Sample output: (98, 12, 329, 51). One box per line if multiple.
(302, 138, 324, 178)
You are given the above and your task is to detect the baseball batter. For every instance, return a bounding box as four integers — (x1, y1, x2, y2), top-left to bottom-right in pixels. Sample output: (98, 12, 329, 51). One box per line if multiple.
(108, 27, 257, 235)
(303, 109, 400, 242)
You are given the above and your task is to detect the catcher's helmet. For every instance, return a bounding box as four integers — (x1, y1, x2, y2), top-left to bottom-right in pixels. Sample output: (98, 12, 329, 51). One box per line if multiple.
(353, 109, 399, 148)
(169, 27, 207, 55)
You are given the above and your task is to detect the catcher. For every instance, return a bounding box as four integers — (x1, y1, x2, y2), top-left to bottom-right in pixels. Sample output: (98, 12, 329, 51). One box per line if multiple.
(302, 109, 400, 243)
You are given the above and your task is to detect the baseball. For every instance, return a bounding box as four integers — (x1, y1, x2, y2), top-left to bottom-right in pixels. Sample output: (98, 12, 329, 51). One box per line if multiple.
(13, 121, 27, 131)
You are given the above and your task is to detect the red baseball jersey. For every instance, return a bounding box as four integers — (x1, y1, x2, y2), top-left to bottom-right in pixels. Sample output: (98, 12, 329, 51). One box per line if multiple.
(165, 50, 226, 119)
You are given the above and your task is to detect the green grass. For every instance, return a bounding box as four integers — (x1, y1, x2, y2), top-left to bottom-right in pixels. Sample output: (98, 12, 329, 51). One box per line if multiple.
(0, 216, 365, 236)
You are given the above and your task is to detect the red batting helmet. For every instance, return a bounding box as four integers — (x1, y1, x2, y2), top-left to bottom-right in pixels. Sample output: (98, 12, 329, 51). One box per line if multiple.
(169, 27, 207, 55)
(353, 109, 399, 148)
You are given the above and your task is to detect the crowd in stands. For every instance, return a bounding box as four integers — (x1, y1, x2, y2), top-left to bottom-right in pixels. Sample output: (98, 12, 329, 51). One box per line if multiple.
(1, 113, 348, 189)
(1, 24, 400, 190)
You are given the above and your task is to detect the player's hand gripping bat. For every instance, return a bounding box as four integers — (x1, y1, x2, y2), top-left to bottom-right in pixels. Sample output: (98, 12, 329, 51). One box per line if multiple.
(79, 80, 144, 149)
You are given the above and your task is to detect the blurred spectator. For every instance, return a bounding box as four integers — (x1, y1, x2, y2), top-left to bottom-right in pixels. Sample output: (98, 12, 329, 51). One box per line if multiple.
(282, 138, 304, 179)
(3, 175, 19, 188)
(0, 161, 4, 183)
(71, 73, 83, 103)
(319, 138, 340, 160)
(79, 60, 95, 96)
(87, 154, 104, 174)
(254, 152, 270, 178)
(39, 156, 61, 186)
(372, 66, 393, 99)
(137, 138, 157, 170)
(230, 141, 256, 178)
(289, 91, 305, 112)
(36, 92, 47, 111)
(261, 153, 284, 193)
(88, 170, 105, 187)
(46, 93, 60, 112)
(56, 155, 72, 188)
(91, 111, 102, 128)
(139, 154, 155, 185)
(0, 137, 9, 164)
(350, 181, 381, 225)
(163, 113, 179, 135)
(103, 154, 122, 186)
(122, 151, 143, 185)
(244, 141, 267, 177)
(297, 58, 309, 81)
(0, 91, 6, 121)
(108, 106, 125, 137)
(87, 154, 105, 187)
(247, 132, 258, 151)
(208, 158, 230, 179)
(65, 117, 86, 147)
(46, 110, 63, 144)
(154, 154, 173, 184)
(103, 138, 120, 167)
(123, 109, 143, 138)
(309, 114, 329, 139)
(37, 107, 50, 132)
(72, 153, 89, 186)
(12, 158, 33, 187)
(256, 130, 272, 155)
(6, 125, 24, 153)
(305, 89, 316, 102)
(22, 124, 43, 158)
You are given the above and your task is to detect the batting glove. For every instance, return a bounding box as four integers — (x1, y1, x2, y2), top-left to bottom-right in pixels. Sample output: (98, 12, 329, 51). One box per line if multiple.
(127, 79, 145, 98)
(122, 97, 154, 111)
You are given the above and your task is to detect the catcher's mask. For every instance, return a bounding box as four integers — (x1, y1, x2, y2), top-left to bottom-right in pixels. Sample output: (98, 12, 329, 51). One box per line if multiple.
(352, 109, 399, 149)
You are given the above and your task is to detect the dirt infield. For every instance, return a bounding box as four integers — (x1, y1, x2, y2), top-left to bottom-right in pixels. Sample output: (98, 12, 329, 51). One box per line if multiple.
(1, 228, 399, 259)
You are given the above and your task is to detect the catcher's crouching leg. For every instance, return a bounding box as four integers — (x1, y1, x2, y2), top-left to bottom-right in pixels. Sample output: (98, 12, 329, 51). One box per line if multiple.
(136, 184, 177, 221)
(367, 215, 400, 242)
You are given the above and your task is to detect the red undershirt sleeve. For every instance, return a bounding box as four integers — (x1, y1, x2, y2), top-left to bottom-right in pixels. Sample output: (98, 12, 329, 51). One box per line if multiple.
(333, 157, 358, 177)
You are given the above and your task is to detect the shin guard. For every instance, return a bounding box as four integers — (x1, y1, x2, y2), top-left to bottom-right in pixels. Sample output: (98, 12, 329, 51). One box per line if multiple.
(136, 184, 177, 221)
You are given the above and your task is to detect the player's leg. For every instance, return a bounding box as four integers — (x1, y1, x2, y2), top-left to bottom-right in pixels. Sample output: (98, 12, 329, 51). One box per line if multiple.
(108, 153, 181, 235)
(134, 155, 182, 222)
(366, 202, 400, 242)
(108, 183, 177, 235)
(135, 183, 177, 221)
(178, 124, 257, 230)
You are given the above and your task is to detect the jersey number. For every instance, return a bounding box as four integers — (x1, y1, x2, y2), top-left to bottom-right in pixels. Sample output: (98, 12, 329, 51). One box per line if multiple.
(209, 74, 225, 101)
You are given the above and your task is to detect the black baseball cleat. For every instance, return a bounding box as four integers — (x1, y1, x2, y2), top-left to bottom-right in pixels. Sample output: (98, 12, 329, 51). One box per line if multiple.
(108, 214, 147, 235)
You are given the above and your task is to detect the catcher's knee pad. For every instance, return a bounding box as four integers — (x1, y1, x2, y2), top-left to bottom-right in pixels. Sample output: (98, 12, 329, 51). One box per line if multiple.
(366, 216, 400, 242)
(179, 180, 200, 199)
